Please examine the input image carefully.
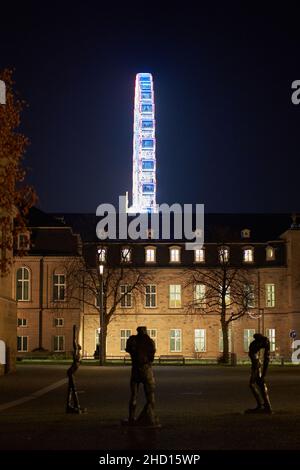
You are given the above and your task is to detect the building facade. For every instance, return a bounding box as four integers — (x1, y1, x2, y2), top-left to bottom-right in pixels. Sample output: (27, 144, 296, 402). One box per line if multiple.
(13, 210, 300, 362)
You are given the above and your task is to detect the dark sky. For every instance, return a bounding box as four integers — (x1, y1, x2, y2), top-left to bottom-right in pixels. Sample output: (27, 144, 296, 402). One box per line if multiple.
(1, 1, 300, 213)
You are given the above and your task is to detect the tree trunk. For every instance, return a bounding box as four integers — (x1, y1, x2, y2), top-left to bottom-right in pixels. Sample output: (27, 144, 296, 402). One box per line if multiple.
(99, 322, 107, 366)
(221, 321, 229, 363)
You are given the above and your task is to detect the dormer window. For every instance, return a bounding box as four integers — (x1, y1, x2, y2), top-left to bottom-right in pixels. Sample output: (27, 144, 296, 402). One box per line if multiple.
(169, 246, 181, 263)
(266, 246, 275, 261)
(243, 247, 254, 263)
(121, 247, 132, 263)
(241, 228, 251, 239)
(17, 233, 30, 250)
(145, 246, 156, 263)
(219, 246, 229, 263)
(194, 248, 205, 263)
(98, 247, 107, 263)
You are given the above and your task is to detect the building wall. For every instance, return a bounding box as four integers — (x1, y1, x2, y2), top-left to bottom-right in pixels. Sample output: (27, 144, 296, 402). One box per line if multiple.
(0, 231, 17, 375)
(14, 256, 81, 356)
(14, 229, 300, 361)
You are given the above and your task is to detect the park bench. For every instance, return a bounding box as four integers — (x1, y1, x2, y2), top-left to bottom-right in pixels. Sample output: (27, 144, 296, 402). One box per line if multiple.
(158, 355, 185, 365)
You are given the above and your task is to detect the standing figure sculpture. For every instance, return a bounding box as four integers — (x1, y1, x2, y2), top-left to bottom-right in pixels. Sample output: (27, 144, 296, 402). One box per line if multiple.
(245, 333, 273, 414)
(66, 325, 85, 414)
(124, 326, 160, 427)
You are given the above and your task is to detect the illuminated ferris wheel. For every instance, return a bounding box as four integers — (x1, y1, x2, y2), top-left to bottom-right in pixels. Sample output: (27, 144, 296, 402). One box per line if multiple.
(128, 73, 157, 213)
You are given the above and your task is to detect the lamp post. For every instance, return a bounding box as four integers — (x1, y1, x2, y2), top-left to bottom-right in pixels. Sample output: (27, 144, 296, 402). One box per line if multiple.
(98, 261, 104, 366)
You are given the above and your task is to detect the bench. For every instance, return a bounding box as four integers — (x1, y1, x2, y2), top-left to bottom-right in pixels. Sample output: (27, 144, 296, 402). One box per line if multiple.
(158, 355, 185, 365)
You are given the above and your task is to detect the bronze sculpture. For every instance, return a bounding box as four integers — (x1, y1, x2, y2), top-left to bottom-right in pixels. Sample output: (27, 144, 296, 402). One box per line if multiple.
(245, 333, 273, 414)
(66, 325, 86, 414)
(123, 326, 160, 427)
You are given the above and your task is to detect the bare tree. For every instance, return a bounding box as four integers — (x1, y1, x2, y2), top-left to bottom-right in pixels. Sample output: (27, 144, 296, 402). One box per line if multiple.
(186, 247, 258, 363)
(64, 246, 151, 365)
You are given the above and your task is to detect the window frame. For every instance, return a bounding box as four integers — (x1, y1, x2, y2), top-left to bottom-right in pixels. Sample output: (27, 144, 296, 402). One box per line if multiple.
(194, 248, 205, 263)
(54, 318, 64, 327)
(194, 329, 206, 352)
(54, 335, 65, 352)
(17, 318, 27, 327)
(194, 284, 206, 308)
(145, 284, 157, 308)
(169, 246, 181, 264)
(243, 247, 254, 263)
(53, 273, 66, 302)
(265, 283, 275, 308)
(16, 266, 30, 302)
(169, 284, 182, 308)
(170, 329, 182, 352)
(145, 246, 156, 263)
(120, 284, 132, 308)
(121, 247, 132, 263)
(243, 329, 255, 352)
(17, 335, 28, 352)
(120, 329, 131, 352)
(266, 246, 276, 261)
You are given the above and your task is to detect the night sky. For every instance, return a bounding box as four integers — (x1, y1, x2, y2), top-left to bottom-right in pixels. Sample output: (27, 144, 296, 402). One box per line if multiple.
(1, 2, 300, 213)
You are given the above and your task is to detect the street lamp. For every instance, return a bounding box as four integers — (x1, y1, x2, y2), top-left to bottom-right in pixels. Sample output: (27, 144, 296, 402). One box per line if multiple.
(98, 252, 104, 366)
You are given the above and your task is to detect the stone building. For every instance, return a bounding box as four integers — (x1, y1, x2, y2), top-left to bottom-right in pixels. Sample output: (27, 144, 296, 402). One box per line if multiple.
(0, 223, 17, 375)
(14, 209, 300, 361)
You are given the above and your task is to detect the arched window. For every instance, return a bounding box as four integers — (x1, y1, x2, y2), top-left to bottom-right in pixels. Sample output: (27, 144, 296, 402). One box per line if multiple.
(219, 246, 229, 263)
(16, 267, 30, 301)
(243, 247, 254, 263)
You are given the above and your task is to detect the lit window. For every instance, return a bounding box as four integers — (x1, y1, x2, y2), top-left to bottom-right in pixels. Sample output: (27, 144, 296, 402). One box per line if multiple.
(17, 318, 27, 327)
(195, 329, 206, 352)
(244, 329, 255, 352)
(141, 103, 152, 112)
(145, 247, 156, 263)
(170, 329, 182, 352)
(141, 92, 152, 99)
(98, 247, 106, 263)
(169, 285, 181, 308)
(120, 329, 131, 352)
(120, 285, 132, 308)
(53, 274, 66, 301)
(266, 328, 276, 352)
(121, 247, 132, 263)
(194, 284, 206, 308)
(266, 246, 275, 261)
(54, 335, 65, 352)
(17, 336, 28, 352)
(145, 285, 157, 308)
(219, 329, 232, 352)
(142, 139, 154, 148)
(147, 329, 157, 348)
(140, 82, 151, 91)
(142, 120, 153, 129)
(54, 318, 64, 327)
(265, 284, 275, 307)
(194, 248, 205, 263)
(243, 248, 254, 263)
(241, 229, 251, 239)
(220, 286, 231, 306)
(16, 267, 30, 301)
(142, 184, 154, 193)
(219, 247, 229, 263)
(170, 247, 181, 263)
(142, 160, 154, 170)
(17, 233, 30, 250)
(244, 284, 255, 308)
